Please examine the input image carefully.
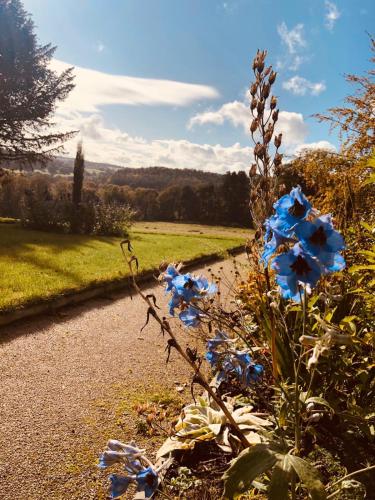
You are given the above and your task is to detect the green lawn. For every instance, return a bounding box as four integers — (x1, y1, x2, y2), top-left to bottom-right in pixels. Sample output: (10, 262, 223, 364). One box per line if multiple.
(0, 222, 248, 312)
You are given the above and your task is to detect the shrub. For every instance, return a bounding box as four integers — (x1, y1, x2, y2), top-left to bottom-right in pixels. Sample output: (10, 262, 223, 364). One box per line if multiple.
(91, 202, 135, 237)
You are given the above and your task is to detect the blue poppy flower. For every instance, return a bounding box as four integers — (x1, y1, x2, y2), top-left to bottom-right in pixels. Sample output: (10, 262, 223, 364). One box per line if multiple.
(136, 466, 159, 498)
(273, 186, 312, 231)
(179, 306, 201, 327)
(98, 451, 125, 469)
(323, 252, 346, 273)
(294, 215, 345, 268)
(261, 215, 293, 266)
(168, 293, 181, 316)
(271, 244, 322, 302)
(162, 264, 179, 292)
(205, 349, 219, 366)
(206, 331, 230, 351)
(246, 363, 264, 384)
(109, 474, 132, 499)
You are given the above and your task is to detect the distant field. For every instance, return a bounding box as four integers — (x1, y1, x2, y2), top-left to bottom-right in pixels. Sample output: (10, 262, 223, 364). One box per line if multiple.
(133, 221, 252, 239)
(0, 222, 247, 312)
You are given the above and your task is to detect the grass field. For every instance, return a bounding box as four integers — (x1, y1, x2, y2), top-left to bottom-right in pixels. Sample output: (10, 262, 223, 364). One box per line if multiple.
(0, 222, 249, 312)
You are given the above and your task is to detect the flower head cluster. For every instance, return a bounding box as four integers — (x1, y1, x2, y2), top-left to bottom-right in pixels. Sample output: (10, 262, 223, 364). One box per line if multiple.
(161, 264, 217, 327)
(98, 440, 158, 499)
(262, 187, 345, 302)
(205, 331, 263, 388)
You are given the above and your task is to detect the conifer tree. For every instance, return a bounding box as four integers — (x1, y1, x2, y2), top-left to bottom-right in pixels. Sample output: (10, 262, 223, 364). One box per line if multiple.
(0, 0, 75, 165)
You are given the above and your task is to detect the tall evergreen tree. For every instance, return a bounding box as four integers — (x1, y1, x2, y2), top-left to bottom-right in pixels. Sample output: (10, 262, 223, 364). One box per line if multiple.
(0, 0, 75, 165)
(72, 142, 84, 206)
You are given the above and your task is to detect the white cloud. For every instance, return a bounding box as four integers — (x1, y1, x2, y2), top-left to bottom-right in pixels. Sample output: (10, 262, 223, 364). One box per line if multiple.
(277, 22, 306, 54)
(276, 22, 307, 70)
(294, 140, 336, 155)
(56, 111, 252, 173)
(188, 101, 309, 149)
(282, 76, 326, 96)
(325, 1, 341, 31)
(51, 59, 219, 113)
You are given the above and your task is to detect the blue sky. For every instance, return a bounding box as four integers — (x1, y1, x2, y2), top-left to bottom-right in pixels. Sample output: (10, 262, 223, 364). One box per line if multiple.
(23, 0, 374, 172)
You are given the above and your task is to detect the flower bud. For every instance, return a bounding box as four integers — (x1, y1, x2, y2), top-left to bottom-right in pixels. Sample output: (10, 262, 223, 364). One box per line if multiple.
(270, 95, 277, 110)
(272, 109, 279, 122)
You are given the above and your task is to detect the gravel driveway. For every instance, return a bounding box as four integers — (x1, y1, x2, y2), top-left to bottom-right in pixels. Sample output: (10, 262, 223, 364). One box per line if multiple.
(0, 254, 246, 499)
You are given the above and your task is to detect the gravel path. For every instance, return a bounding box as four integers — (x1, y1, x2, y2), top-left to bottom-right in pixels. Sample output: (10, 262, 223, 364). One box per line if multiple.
(0, 254, 246, 499)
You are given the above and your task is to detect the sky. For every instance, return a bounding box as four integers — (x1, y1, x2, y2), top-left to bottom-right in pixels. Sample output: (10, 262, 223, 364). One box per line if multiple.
(22, 0, 374, 173)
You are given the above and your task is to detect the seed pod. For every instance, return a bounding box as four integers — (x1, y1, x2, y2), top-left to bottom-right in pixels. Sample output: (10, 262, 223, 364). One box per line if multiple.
(274, 133, 282, 149)
(249, 163, 257, 176)
(257, 99, 265, 115)
(257, 59, 264, 73)
(264, 65, 272, 77)
(269, 71, 277, 85)
(250, 97, 257, 111)
(254, 142, 265, 159)
(264, 130, 272, 144)
(270, 95, 277, 110)
(250, 82, 258, 97)
(274, 152, 283, 166)
(272, 109, 279, 122)
(261, 83, 270, 99)
(250, 118, 258, 133)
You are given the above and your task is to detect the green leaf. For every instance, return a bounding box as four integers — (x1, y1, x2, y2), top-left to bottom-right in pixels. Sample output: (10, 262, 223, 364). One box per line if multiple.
(222, 444, 277, 499)
(288, 455, 327, 500)
(268, 455, 292, 500)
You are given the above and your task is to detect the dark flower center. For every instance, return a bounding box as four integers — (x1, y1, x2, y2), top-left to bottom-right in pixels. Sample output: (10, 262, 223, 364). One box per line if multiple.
(145, 473, 156, 487)
(309, 226, 327, 246)
(288, 199, 306, 218)
(290, 255, 312, 276)
(184, 278, 195, 289)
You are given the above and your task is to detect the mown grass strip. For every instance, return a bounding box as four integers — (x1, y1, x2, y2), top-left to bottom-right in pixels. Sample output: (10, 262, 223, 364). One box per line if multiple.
(0, 224, 246, 312)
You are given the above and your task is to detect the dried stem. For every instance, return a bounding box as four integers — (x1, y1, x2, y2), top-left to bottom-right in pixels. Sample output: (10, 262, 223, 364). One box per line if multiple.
(121, 244, 250, 449)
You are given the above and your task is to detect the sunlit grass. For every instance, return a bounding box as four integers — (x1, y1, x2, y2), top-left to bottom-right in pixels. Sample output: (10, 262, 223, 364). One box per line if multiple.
(0, 222, 246, 311)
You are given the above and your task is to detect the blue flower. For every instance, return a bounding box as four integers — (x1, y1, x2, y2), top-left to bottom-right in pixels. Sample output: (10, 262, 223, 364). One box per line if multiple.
(162, 264, 179, 292)
(246, 363, 264, 384)
(273, 186, 311, 231)
(109, 474, 132, 499)
(271, 244, 322, 302)
(205, 349, 219, 366)
(261, 215, 293, 266)
(179, 305, 201, 327)
(98, 451, 125, 469)
(136, 467, 159, 498)
(207, 331, 230, 351)
(294, 215, 345, 269)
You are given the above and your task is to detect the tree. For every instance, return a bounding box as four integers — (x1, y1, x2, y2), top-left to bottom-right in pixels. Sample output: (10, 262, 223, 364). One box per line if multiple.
(72, 142, 84, 206)
(0, 0, 75, 165)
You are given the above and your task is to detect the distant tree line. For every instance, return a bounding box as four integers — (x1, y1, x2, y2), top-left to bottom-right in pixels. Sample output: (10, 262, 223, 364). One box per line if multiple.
(0, 166, 251, 228)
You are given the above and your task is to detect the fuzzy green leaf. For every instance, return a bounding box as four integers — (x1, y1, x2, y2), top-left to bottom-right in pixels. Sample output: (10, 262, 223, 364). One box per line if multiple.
(288, 455, 327, 500)
(222, 444, 277, 499)
(268, 455, 292, 500)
